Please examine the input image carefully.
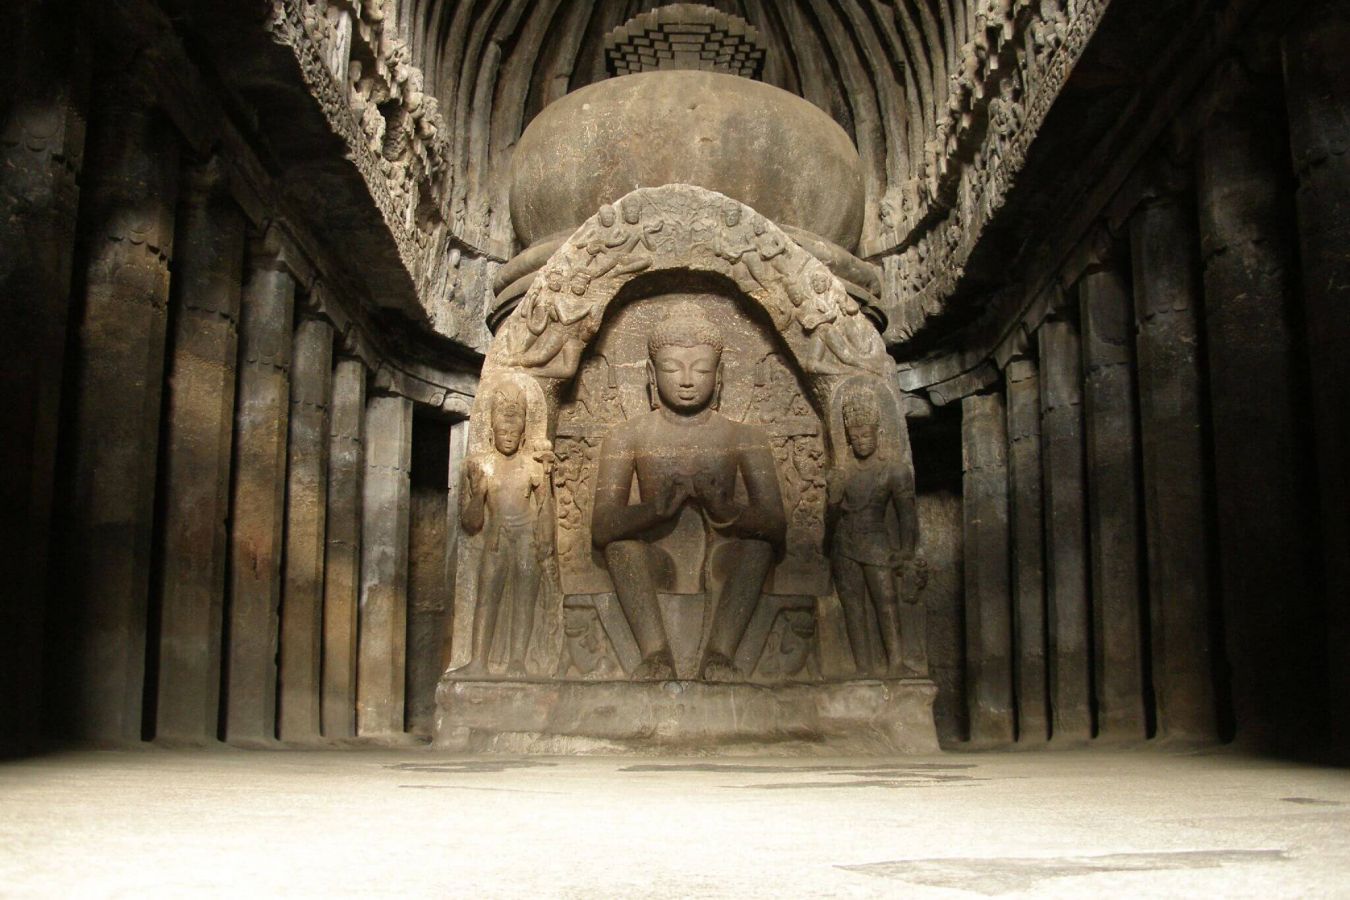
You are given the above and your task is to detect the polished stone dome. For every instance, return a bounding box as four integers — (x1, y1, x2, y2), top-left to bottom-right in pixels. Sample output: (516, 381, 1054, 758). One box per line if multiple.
(508, 70, 866, 252)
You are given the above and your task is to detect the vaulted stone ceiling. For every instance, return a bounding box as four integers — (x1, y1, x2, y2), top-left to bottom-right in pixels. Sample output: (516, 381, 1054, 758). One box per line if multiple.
(392, 0, 1108, 346)
(190, 0, 1110, 353)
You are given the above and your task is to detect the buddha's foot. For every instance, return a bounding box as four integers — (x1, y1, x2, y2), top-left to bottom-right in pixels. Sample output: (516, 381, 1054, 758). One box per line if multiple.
(505, 660, 529, 678)
(632, 651, 676, 681)
(699, 652, 742, 683)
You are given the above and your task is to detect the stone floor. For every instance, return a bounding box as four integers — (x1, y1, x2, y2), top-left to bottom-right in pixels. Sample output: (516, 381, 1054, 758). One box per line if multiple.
(1, 747, 1348, 897)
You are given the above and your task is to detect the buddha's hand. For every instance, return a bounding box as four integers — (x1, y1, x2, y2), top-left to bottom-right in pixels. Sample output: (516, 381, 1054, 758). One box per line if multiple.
(693, 471, 737, 523)
(656, 475, 693, 520)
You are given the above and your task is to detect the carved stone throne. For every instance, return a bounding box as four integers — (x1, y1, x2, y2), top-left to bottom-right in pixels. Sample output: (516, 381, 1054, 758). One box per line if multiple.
(435, 185, 938, 754)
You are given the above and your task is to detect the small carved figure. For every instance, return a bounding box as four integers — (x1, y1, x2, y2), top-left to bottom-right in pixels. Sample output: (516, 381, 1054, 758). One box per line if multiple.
(791, 269, 887, 375)
(455, 384, 555, 676)
(713, 203, 755, 268)
(559, 607, 621, 679)
(591, 302, 787, 682)
(755, 609, 820, 680)
(826, 385, 919, 676)
(750, 216, 786, 262)
(714, 211, 790, 323)
(574, 203, 657, 281)
(505, 268, 590, 376)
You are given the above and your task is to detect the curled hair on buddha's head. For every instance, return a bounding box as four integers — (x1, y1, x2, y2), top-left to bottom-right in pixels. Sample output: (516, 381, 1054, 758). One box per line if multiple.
(647, 301, 724, 357)
(841, 384, 881, 429)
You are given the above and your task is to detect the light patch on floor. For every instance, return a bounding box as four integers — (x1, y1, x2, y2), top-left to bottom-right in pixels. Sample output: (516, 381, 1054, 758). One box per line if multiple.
(841, 849, 1290, 894)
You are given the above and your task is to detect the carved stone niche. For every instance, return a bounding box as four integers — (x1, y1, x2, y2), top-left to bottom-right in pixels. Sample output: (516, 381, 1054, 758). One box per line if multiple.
(436, 185, 937, 754)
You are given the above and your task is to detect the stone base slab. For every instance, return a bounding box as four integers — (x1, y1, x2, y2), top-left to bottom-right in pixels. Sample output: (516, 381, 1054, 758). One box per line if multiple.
(434, 677, 939, 755)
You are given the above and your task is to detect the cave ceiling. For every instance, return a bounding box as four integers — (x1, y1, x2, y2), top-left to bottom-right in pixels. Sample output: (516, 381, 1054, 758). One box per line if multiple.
(170, 0, 1119, 362)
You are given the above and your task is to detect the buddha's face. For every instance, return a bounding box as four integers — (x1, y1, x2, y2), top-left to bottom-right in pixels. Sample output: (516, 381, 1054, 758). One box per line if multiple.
(623, 204, 640, 225)
(545, 270, 564, 292)
(846, 421, 878, 459)
(598, 205, 616, 228)
(649, 344, 720, 414)
(492, 410, 525, 456)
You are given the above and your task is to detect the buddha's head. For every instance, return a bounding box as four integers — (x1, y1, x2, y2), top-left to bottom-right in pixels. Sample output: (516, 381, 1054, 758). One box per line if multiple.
(491, 385, 527, 456)
(647, 302, 724, 414)
(841, 386, 880, 459)
(598, 204, 617, 228)
(544, 267, 564, 293)
(622, 202, 641, 226)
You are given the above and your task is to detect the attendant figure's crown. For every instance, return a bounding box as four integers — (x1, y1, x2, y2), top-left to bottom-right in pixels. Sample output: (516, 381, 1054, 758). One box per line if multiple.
(841, 386, 881, 428)
(492, 385, 526, 419)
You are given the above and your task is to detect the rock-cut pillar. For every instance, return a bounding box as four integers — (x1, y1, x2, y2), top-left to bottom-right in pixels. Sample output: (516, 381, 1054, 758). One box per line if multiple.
(225, 239, 295, 744)
(1079, 264, 1147, 741)
(55, 66, 179, 742)
(1283, 1, 1350, 745)
(1197, 69, 1323, 749)
(961, 391, 1014, 745)
(0, 5, 87, 747)
(1039, 319, 1092, 741)
(358, 392, 414, 737)
(154, 159, 245, 743)
(1130, 193, 1218, 741)
(322, 356, 366, 738)
(1005, 359, 1048, 743)
(279, 316, 333, 742)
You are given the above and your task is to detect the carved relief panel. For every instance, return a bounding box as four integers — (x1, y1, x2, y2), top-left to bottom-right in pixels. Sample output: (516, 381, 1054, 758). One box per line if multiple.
(446, 185, 920, 685)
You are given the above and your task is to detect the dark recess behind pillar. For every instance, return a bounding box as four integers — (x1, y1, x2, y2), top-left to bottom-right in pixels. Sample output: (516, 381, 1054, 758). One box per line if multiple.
(910, 404, 966, 744)
(407, 412, 452, 736)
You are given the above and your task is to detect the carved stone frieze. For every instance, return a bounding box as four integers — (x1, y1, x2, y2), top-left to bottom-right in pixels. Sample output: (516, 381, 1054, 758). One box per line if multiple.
(265, 0, 493, 351)
(876, 0, 1112, 343)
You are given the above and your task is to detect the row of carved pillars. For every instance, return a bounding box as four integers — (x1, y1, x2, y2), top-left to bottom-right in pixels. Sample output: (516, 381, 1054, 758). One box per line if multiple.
(0, 9, 468, 748)
(956, 29, 1348, 750)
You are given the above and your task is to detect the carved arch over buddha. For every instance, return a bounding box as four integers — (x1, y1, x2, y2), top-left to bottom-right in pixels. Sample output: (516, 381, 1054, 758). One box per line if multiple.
(449, 185, 916, 681)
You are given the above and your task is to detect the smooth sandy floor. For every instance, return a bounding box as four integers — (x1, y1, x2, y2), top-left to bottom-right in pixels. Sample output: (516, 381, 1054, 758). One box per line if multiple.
(1, 747, 1348, 897)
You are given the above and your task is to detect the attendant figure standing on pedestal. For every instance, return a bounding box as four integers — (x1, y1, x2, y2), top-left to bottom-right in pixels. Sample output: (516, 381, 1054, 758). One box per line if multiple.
(456, 384, 554, 676)
(827, 385, 919, 676)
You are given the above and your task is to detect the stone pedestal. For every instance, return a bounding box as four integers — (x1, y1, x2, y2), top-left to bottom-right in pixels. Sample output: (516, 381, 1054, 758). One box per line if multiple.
(434, 677, 940, 755)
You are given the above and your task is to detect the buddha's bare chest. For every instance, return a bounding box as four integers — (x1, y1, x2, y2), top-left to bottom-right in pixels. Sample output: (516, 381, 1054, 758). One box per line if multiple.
(630, 428, 740, 485)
